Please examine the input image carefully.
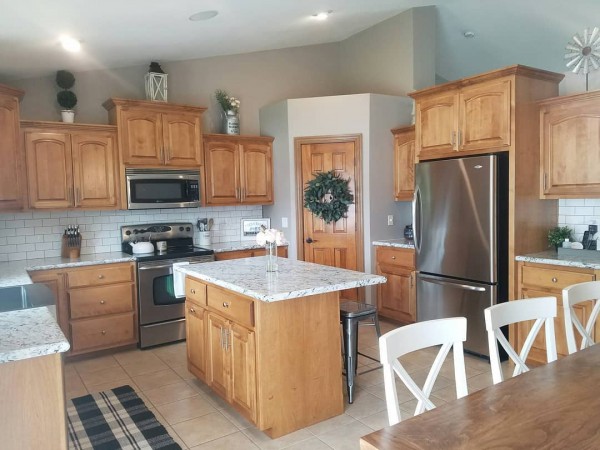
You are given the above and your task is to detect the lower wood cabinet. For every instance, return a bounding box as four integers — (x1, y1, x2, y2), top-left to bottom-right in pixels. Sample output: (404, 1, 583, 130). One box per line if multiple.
(214, 246, 288, 261)
(29, 262, 138, 356)
(515, 261, 598, 363)
(376, 246, 416, 323)
(186, 299, 207, 379)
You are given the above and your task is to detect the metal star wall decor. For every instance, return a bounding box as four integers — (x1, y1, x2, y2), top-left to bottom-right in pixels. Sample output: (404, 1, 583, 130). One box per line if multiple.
(565, 27, 600, 91)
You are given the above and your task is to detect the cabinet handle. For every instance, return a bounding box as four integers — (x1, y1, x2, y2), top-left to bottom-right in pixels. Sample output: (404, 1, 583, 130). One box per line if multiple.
(101, 330, 106, 335)
(552, 277, 558, 283)
(191, 288, 196, 294)
(451, 131, 456, 148)
(99, 300, 105, 304)
(222, 302, 230, 308)
(98, 274, 104, 279)
(224, 329, 230, 351)
(219, 326, 224, 349)
(160, 147, 165, 163)
(241, 188, 246, 201)
(236, 187, 240, 201)
(457, 130, 462, 148)
(165, 147, 170, 162)
(75, 188, 80, 205)
(543, 173, 548, 191)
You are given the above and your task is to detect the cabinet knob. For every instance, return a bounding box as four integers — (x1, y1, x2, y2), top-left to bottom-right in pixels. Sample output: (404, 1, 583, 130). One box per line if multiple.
(100, 300, 105, 304)
(391, 256, 396, 260)
(98, 274, 104, 279)
(189, 308, 195, 313)
(222, 302, 230, 308)
(191, 288, 196, 294)
(552, 277, 558, 283)
(101, 330, 106, 335)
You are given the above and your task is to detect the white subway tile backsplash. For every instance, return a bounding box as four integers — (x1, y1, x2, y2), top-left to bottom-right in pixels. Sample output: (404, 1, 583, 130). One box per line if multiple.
(559, 199, 600, 241)
(0, 206, 262, 260)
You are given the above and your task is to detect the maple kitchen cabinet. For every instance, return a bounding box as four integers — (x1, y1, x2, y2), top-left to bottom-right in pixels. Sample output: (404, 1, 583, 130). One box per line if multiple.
(0, 84, 26, 211)
(539, 90, 600, 198)
(103, 98, 205, 167)
(375, 245, 416, 323)
(203, 134, 274, 206)
(22, 121, 119, 209)
(392, 125, 415, 201)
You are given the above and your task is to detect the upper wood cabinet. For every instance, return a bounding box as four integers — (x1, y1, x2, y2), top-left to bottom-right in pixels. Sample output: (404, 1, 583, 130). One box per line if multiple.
(392, 125, 415, 201)
(103, 98, 205, 167)
(410, 65, 563, 162)
(204, 134, 274, 206)
(539, 90, 600, 198)
(0, 84, 26, 211)
(22, 122, 118, 209)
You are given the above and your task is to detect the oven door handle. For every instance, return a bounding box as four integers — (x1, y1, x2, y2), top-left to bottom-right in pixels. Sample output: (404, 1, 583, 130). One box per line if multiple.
(138, 264, 174, 271)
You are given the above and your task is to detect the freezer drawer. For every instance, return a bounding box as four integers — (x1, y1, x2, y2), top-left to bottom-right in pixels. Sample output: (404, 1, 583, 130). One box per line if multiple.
(417, 273, 496, 357)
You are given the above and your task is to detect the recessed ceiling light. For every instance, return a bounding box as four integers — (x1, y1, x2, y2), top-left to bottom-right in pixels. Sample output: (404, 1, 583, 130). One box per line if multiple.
(463, 31, 476, 39)
(312, 11, 332, 21)
(59, 36, 81, 52)
(189, 10, 219, 21)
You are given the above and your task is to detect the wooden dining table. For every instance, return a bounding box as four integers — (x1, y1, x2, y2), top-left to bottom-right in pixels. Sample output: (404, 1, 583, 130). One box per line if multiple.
(360, 344, 600, 449)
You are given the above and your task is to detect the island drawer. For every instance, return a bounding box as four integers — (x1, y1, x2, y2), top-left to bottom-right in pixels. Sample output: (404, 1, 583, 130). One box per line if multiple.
(207, 286, 254, 328)
(521, 265, 595, 291)
(186, 278, 207, 306)
(68, 263, 134, 288)
(376, 247, 415, 269)
(70, 312, 135, 353)
(69, 284, 134, 319)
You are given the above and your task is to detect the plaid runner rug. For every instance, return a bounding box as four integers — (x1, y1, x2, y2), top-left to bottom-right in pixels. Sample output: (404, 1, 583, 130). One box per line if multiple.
(67, 385, 181, 450)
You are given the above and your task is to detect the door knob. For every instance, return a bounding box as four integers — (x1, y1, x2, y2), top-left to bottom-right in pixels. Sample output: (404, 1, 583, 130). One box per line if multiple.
(306, 237, 318, 244)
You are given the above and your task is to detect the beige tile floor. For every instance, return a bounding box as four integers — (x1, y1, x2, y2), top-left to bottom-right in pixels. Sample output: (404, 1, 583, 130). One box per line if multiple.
(65, 319, 511, 449)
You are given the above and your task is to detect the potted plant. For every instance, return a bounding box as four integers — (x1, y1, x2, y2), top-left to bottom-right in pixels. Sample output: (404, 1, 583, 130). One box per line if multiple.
(56, 70, 77, 122)
(548, 226, 573, 250)
(215, 89, 240, 134)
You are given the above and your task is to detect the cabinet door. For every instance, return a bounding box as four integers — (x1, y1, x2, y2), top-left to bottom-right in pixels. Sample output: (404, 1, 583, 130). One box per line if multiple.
(393, 130, 415, 201)
(377, 265, 416, 323)
(204, 139, 240, 205)
(162, 112, 203, 167)
(207, 313, 229, 398)
(71, 132, 117, 208)
(240, 141, 273, 204)
(186, 301, 206, 380)
(229, 323, 256, 421)
(25, 131, 74, 209)
(0, 94, 25, 210)
(415, 92, 458, 159)
(119, 107, 163, 165)
(541, 97, 600, 197)
(459, 79, 511, 152)
(29, 271, 69, 339)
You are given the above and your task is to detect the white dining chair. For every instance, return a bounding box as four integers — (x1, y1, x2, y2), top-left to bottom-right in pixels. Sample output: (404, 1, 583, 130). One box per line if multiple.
(563, 281, 600, 354)
(484, 297, 557, 385)
(379, 317, 468, 426)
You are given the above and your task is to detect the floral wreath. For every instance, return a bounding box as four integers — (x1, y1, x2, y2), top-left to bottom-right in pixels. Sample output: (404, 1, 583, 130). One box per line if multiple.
(303, 171, 354, 224)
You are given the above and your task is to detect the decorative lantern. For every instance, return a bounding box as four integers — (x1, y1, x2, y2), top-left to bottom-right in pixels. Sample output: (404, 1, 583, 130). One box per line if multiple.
(144, 62, 168, 102)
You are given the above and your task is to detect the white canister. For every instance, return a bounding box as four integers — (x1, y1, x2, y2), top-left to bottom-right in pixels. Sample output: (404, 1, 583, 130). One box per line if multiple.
(198, 231, 212, 246)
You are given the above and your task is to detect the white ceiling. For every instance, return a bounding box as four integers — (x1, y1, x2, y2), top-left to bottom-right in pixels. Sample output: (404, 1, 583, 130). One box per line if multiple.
(0, 0, 598, 82)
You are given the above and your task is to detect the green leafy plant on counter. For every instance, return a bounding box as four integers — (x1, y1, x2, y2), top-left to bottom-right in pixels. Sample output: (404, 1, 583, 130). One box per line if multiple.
(548, 226, 573, 249)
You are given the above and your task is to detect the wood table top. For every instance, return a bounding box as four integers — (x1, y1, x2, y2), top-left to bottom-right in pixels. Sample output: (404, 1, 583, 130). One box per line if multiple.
(360, 345, 600, 449)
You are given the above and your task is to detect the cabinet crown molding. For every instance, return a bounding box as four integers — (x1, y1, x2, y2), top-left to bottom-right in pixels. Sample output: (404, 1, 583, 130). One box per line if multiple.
(391, 125, 415, 135)
(103, 97, 207, 114)
(0, 83, 24, 100)
(203, 133, 274, 142)
(538, 89, 600, 107)
(20, 120, 117, 133)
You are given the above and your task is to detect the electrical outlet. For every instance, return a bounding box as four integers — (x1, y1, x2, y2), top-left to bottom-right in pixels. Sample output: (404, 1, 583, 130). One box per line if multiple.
(387, 215, 394, 226)
(281, 217, 288, 228)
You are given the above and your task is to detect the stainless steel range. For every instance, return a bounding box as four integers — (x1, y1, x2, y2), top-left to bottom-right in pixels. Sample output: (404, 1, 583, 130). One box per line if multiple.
(121, 222, 214, 348)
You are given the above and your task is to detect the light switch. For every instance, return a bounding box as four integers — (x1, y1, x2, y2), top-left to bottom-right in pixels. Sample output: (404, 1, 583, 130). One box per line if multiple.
(387, 215, 394, 226)
(282, 217, 288, 228)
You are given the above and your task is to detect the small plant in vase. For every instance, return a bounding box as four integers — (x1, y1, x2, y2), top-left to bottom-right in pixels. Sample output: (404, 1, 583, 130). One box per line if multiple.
(215, 89, 240, 135)
(56, 70, 77, 122)
(548, 226, 573, 251)
(256, 226, 285, 272)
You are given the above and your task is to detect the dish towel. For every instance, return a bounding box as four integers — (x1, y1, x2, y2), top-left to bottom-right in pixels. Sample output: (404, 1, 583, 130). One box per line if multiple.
(173, 262, 189, 298)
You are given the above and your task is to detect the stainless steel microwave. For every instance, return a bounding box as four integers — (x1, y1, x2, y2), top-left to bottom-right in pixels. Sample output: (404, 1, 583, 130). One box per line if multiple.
(125, 168, 201, 209)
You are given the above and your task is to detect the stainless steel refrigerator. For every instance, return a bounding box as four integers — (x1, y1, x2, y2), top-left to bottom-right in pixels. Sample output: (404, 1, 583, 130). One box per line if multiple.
(414, 154, 508, 357)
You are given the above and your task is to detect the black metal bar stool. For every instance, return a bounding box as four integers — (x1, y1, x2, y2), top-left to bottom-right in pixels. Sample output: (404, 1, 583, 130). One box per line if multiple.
(340, 301, 381, 403)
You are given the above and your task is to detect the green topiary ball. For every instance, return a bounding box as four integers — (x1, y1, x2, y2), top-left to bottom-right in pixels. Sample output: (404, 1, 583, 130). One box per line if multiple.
(57, 90, 77, 109)
(56, 70, 75, 89)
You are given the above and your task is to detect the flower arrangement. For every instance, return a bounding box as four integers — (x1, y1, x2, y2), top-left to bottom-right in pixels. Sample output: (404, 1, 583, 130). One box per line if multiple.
(215, 89, 240, 113)
(548, 226, 573, 249)
(256, 226, 285, 245)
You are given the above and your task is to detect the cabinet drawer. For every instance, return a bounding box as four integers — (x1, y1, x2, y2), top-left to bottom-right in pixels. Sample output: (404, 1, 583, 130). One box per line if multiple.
(186, 278, 207, 306)
(521, 266, 595, 291)
(70, 312, 135, 353)
(207, 286, 254, 328)
(377, 247, 415, 269)
(68, 263, 134, 288)
(215, 250, 255, 261)
(69, 284, 134, 319)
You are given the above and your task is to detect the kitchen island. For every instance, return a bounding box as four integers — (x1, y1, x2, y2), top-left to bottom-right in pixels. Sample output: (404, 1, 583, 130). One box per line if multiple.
(177, 257, 386, 438)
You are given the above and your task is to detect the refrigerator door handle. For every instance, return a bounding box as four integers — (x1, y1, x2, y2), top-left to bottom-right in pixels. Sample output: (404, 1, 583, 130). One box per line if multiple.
(419, 274, 487, 292)
(413, 185, 422, 253)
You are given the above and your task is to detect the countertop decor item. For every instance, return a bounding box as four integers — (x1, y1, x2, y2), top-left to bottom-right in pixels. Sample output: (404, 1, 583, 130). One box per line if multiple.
(256, 226, 285, 272)
(61, 225, 81, 259)
(565, 27, 600, 91)
(144, 61, 168, 102)
(241, 217, 270, 240)
(215, 89, 240, 134)
(304, 170, 354, 224)
(548, 226, 574, 250)
(56, 70, 77, 122)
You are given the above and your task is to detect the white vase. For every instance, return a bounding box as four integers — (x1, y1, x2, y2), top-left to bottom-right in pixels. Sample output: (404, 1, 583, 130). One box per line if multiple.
(223, 110, 240, 135)
(265, 241, 278, 272)
(61, 110, 75, 123)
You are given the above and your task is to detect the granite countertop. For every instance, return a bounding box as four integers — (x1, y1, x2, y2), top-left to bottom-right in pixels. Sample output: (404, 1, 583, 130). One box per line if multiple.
(206, 241, 289, 253)
(177, 256, 386, 302)
(372, 238, 415, 249)
(0, 305, 70, 363)
(516, 250, 600, 270)
(0, 252, 135, 288)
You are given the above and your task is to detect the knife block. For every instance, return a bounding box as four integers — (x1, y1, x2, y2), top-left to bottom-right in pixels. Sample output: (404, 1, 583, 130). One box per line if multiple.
(61, 233, 82, 259)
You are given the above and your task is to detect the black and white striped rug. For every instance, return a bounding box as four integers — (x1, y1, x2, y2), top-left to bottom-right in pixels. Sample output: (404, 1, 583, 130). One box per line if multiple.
(67, 385, 181, 450)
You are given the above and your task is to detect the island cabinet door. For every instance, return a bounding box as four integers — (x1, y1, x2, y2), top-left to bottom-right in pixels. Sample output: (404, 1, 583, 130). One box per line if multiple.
(207, 312, 229, 398)
(229, 323, 257, 422)
(186, 301, 206, 380)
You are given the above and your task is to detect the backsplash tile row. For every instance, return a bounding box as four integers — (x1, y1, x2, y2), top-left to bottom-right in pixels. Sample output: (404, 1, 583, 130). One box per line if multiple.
(0, 206, 262, 261)
(558, 199, 600, 241)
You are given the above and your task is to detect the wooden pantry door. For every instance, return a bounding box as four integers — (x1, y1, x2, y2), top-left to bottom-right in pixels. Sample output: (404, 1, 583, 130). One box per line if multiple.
(295, 135, 363, 301)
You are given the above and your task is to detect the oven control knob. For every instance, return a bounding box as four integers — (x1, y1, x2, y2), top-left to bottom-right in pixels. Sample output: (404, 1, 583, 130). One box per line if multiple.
(179, 226, 184, 231)
(125, 230, 131, 236)
(186, 227, 191, 231)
